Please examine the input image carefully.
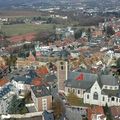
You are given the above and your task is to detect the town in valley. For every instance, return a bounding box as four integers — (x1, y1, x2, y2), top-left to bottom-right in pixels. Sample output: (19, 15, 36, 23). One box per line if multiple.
(0, 0, 120, 120)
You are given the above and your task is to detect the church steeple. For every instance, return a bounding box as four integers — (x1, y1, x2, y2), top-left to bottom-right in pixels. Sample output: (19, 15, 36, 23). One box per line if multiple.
(27, 51, 36, 61)
(56, 59, 69, 91)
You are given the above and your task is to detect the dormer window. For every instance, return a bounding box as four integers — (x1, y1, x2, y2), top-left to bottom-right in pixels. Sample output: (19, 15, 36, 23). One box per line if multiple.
(105, 86, 107, 89)
(115, 87, 118, 90)
(110, 87, 112, 90)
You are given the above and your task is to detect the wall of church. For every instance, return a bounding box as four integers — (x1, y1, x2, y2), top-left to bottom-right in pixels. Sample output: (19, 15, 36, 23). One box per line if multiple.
(102, 85, 119, 90)
(65, 87, 85, 98)
(84, 81, 120, 106)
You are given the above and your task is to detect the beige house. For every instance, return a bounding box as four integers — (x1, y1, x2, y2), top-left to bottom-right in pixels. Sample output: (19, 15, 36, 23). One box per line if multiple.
(31, 85, 52, 111)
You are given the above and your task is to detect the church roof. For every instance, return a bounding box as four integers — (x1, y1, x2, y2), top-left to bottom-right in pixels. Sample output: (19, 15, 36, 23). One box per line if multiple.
(65, 71, 97, 89)
(100, 75, 119, 86)
(101, 89, 120, 97)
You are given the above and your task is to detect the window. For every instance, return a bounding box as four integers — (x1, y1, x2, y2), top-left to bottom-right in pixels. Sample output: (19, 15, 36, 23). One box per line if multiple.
(110, 87, 112, 90)
(103, 96, 105, 101)
(105, 86, 107, 89)
(87, 95, 89, 99)
(60, 62, 64, 65)
(116, 98, 118, 102)
(115, 87, 118, 90)
(73, 89, 75, 93)
(78, 90, 80, 94)
(61, 66, 64, 70)
(68, 88, 70, 92)
(111, 97, 115, 101)
(42, 98, 47, 110)
(93, 92, 98, 100)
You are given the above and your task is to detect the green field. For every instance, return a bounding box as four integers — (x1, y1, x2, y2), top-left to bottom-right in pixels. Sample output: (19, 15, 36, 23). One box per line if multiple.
(1, 23, 56, 36)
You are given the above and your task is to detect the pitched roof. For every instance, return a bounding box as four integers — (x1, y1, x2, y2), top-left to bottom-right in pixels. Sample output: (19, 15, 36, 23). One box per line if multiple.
(101, 89, 119, 97)
(31, 77, 43, 86)
(65, 71, 97, 89)
(43, 110, 54, 120)
(0, 78, 9, 87)
(87, 106, 105, 120)
(110, 106, 120, 120)
(13, 75, 34, 84)
(100, 75, 119, 86)
(0, 83, 16, 99)
(44, 74, 57, 83)
(36, 66, 49, 76)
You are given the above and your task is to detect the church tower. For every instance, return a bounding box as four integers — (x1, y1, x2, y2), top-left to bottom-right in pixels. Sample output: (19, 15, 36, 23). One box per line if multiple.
(56, 60, 68, 92)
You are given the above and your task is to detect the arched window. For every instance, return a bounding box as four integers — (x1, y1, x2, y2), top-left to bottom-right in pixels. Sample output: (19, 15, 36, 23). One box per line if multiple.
(87, 95, 89, 99)
(103, 96, 105, 101)
(93, 92, 98, 100)
(111, 97, 115, 101)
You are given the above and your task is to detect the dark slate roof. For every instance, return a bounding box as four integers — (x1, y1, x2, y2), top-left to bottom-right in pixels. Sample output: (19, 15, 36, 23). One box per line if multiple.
(44, 74, 57, 83)
(65, 71, 97, 89)
(12, 69, 37, 84)
(13, 75, 34, 84)
(60, 49, 70, 59)
(100, 75, 119, 86)
(0, 83, 16, 99)
(43, 111, 54, 120)
(31, 85, 51, 98)
(101, 89, 120, 97)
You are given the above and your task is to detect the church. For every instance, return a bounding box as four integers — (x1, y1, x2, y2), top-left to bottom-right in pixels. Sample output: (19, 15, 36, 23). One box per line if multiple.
(56, 60, 120, 106)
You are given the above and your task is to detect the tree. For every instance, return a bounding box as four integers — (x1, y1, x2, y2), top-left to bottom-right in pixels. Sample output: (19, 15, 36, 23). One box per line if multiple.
(34, 31, 54, 44)
(24, 91, 31, 103)
(2, 55, 17, 71)
(52, 98, 65, 119)
(74, 29, 82, 40)
(8, 95, 27, 114)
(104, 25, 115, 37)
(86, 28, 92, 42)
(116, 57, 120, 68)
(103, 104, 112, 120)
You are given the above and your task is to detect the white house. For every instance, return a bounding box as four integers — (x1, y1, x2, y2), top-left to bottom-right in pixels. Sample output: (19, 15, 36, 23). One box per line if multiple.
(0, 83, 17, 115)
(11, 70, 37, 95)
(84, 75, 120, 106)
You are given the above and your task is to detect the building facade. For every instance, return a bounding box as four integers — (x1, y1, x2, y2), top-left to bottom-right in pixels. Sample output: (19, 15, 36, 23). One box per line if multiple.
(31, 85, 52, 112)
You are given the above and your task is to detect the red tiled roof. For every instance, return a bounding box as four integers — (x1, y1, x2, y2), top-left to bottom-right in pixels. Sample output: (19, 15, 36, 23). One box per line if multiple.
(31, 77, 42, 86)
(0, 78, 9, 87)
(110, 106, 120, 118)
(36, 66, 49, 76)
(27, 52, 36, 61)
(9, 32, 36, 43)
(87, 106, 105, 120)
(115, 31, 120, 37)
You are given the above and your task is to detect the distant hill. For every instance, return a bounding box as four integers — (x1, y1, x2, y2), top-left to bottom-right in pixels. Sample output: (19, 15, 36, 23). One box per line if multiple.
(0, 0, 119, 9)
